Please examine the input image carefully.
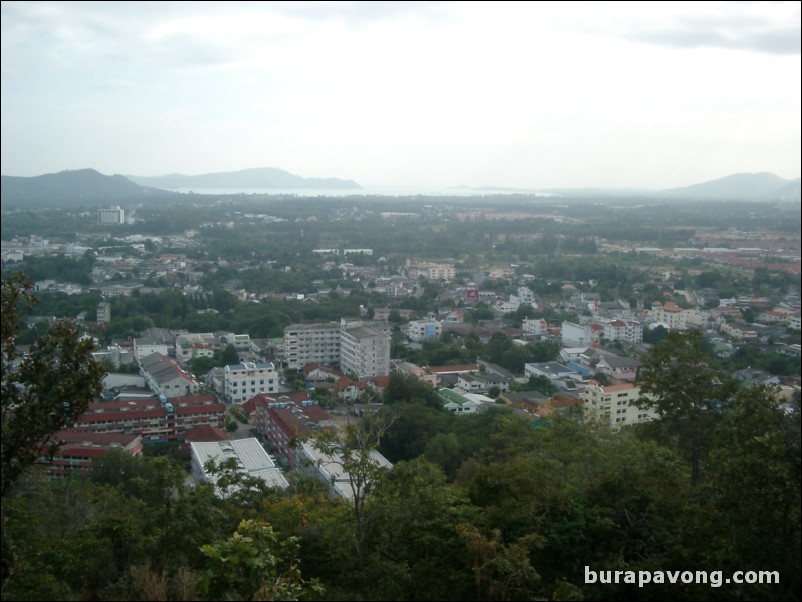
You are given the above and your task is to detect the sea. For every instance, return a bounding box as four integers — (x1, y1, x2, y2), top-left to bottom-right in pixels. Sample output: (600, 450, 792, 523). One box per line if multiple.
(165, 186, 556, 198)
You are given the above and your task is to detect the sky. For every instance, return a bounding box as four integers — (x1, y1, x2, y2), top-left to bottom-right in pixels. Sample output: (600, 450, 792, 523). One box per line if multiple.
(1, 1, 800, 190)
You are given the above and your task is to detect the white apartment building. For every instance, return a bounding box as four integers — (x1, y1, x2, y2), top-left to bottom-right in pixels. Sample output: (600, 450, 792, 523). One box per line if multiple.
(98, 206, 125, 225)
(602, 319, 643, 343)
(650, 302, 701, 331)
(406, 319, 442, 342)
(340, 320, 391, 379)
(283, 322, 341, 369)
(224, 361, 279, 404)
(517, 287, 536, 307)
(523, 318, 549, 336)
(582, 382, 658, 428)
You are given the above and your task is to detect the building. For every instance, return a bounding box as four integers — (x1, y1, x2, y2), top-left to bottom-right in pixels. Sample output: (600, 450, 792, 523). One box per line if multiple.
(98, 206, 125, 225)
(595, 356, 641, 381)
(46, 431, 143, 477)
(406, 319, 442, 342)
(436, 388, 480, 415)
(96, 301, 111, 324)
(561, 321, 594, 346)
(133, 328, 176, 359)
(139, 352, 199, 398)
(224, 361, 279, 404)
(339, 320, 391, 379)
(650, 302, 699, 331)
(174, 332, 217, 365)
(74, 394, 225, 442)
(456, 372, 509, 395)
(581, 382, 658, 428)
(522, 318, 549, 336)
(297, 440, 392, 501)
(602, 319, 643, 344)
(256, 398, 335, 469)
(190, 439, 288, 496)
(283, 322, 341, 369)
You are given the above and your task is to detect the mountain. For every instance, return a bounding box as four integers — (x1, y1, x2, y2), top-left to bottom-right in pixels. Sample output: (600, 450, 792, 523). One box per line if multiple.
(126, 167, 361, 190)
(1, 168, 173, 207)
(657, 172, 799, 201)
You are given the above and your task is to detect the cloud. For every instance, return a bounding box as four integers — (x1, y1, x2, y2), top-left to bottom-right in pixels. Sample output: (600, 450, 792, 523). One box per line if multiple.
(619, 3, 801, 55)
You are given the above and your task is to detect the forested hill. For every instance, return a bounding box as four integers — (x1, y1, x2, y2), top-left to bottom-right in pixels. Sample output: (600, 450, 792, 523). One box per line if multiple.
(1, 168, 176, 208)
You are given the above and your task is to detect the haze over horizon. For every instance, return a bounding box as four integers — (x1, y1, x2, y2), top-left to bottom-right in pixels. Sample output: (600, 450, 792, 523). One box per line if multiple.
(2, 1, 800, 190)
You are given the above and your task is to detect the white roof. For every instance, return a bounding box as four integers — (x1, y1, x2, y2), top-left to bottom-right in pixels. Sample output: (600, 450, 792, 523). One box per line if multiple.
(191, 438, 288, 493)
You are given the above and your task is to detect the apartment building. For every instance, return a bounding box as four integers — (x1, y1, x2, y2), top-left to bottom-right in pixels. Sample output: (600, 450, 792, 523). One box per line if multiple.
(283, 322, 341, 369)
(74, 394, 225, 442)
(224, 361, 279, 404)
(602, 319, 643, 343)
(339, 319, 391, 379)
(581, 382, 658, 428)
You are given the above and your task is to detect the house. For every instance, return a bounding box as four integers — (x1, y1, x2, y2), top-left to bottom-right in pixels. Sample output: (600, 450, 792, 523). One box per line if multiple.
(139, 352, 199, 398)
(524, 361, 581, 382)
(437, 388, 480, 415)
(595, 356, 641, 381)
(333, 376, 368, 401)
(456, 372, 509, 395)
(427, 364, 479, 387)
(500, 390, 550, 414)
(301, 363, 344, 382)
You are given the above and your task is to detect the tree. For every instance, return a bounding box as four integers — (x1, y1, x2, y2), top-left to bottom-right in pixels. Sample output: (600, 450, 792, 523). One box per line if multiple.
(219, 344, 240, 366)
(1, 274, 105, 498)
(635, 330, 737, 485)
(198, 519, 322, 601)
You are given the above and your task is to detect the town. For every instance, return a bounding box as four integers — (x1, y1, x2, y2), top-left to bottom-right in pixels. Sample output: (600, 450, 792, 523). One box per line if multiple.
(2, 192, 800, 601)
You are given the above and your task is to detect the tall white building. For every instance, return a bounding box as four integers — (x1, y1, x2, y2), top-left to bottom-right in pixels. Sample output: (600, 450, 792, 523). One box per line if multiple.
(224, 361, 279, 404)
(339, 319, 391, 379)
(581, 382, 658, 428)
(283, 322, 341, 369)
(98, 206, 125, 225)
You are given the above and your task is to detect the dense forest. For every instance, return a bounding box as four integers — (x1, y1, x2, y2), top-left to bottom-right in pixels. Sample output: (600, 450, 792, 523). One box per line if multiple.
(2, 274, 800, 601)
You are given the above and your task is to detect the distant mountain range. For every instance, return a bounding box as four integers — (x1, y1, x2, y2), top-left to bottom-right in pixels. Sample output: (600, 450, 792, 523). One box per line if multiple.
(656, 172, 800, 202)
(126, 167, 361, 190)
(0, 169, 173, 207)
(1, 168, 798, 207)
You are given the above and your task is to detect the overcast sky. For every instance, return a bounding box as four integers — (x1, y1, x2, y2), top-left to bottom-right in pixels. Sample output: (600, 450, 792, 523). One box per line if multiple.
(1, 1, 800, 190)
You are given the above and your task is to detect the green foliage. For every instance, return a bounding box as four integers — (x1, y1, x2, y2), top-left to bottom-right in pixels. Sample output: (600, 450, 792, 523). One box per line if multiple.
(1, 273, 105, 498)
(199, 519, 323, 601)
(635, 330, 738, 484)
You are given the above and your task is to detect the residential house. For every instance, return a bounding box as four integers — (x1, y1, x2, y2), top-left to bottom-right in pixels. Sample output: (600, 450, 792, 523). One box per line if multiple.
(139, 352, 199, 398)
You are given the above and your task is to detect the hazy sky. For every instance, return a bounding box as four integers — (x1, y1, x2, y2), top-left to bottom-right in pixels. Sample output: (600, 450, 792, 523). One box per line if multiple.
(2, 1, 800, 190)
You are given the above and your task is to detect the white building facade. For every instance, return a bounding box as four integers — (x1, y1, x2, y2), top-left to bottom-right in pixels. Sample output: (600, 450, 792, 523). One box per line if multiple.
(582, 382, 658, 428)
(283, 322, 341, 369)
(224, 362, 279, 404)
